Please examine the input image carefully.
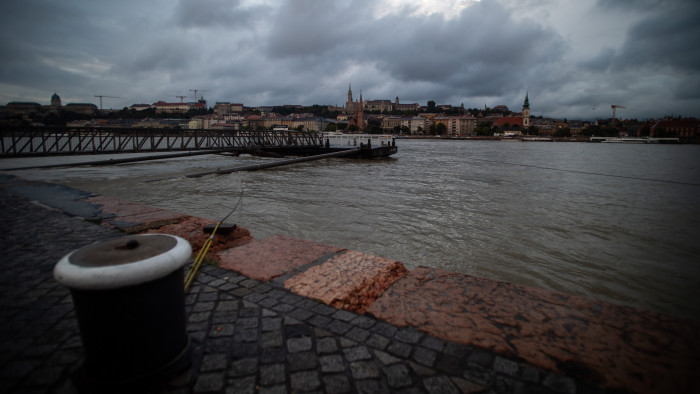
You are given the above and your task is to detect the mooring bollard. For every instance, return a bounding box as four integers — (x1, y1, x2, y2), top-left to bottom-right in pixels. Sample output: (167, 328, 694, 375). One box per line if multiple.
(54, 234, 192, 392)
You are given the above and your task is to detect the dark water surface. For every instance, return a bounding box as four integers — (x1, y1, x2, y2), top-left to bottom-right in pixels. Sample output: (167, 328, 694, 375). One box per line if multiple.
(4, 140, 700, 320)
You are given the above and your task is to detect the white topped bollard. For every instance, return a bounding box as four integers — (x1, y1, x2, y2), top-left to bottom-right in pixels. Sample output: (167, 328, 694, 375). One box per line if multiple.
(54, 234, 192, 392)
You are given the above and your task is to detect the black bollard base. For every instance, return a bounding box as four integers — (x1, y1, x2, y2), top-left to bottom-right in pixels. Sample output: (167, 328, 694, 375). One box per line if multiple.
(69, 268, 192, 393)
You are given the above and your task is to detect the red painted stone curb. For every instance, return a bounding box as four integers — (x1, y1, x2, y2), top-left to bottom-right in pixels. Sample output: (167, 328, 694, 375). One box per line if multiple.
(366, 266, 700, 393)
(79, 193, 700, 393)
(284, 250, 408, 314)
(217, 235, 345, 281)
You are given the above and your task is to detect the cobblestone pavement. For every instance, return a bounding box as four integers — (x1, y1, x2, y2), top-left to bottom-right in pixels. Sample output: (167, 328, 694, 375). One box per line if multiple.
(0, 185, 599, 393)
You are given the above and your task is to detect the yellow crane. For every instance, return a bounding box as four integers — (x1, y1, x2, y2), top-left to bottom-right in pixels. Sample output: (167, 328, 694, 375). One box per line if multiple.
(611, 105, 626, 127)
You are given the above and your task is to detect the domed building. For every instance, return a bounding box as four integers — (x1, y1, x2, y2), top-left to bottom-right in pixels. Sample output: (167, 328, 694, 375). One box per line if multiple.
(51, 93, 61, 108)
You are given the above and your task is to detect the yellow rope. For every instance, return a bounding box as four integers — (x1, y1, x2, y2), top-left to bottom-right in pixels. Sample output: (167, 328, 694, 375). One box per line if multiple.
(184, 221, 221, 291)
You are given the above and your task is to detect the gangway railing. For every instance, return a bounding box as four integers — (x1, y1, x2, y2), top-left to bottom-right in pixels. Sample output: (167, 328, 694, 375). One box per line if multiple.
(0, 127, 324, 157)
(322, 133, 394, 147)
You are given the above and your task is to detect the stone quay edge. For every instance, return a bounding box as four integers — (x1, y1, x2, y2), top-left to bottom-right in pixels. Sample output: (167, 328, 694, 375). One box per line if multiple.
(1, 174, 698, 393)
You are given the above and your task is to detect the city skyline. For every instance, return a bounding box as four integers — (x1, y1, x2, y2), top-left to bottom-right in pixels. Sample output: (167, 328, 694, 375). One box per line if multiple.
(1, 0, 699, 121)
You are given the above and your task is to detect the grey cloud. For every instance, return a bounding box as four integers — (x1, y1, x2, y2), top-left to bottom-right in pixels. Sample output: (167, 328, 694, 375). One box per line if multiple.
(1, 0, 699, 120)
(581, 47, 616, 72)
(265, 0, 374, 58)
(672, 75, 700, 100)
(366, 2, 567, 98)
(261, 0, 567, 103)
(613, 2, 700, 73)
(596, 0, 669, 10)
(175, 0, 270, 29)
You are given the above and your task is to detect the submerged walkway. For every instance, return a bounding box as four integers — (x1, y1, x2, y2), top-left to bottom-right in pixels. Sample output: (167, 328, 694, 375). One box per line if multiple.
(0, 175, 697, 393)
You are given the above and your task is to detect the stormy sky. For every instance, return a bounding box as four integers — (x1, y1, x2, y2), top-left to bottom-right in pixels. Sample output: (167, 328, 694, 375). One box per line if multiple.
(1, 0, 698, 120)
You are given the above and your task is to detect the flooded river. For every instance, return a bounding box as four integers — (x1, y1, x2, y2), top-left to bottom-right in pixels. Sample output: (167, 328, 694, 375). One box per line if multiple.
(3, 139, 700, 320)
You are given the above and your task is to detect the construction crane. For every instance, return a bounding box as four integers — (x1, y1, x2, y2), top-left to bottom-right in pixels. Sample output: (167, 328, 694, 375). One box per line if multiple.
(611, 105, 626, 127)
(94, 95, 123, 110)
(189, 89, 209, 102)
(175, 96, 188, 103)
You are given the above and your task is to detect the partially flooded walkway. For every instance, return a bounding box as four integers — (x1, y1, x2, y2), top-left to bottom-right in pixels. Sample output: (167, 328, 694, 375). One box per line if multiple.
(1, 174, 697, 393)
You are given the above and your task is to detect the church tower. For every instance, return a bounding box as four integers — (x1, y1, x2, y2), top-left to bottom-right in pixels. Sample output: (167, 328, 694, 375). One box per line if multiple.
(345, 84, 356, 114)
(522, 92, 530, 128)
(354, 91, 365, 132)
(349, 90, 365, 132)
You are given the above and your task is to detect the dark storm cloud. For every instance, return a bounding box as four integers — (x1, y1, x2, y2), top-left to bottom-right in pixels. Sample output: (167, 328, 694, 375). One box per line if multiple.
(0, 0, 699, 119)
(369, 1, 566, 88)
(0, 1, 96, 85)
(575, 0, 700, 112)
(613, 2, 700, 73)
(262, 0, 567, 104)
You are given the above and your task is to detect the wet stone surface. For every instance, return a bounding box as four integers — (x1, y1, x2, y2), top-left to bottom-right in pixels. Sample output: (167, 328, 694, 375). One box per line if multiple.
(367, 266, 700, 393)
(0, 182, 621, 393)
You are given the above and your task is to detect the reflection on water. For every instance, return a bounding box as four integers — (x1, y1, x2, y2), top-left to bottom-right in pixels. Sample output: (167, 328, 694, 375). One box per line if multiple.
(3, 140, 700, 320)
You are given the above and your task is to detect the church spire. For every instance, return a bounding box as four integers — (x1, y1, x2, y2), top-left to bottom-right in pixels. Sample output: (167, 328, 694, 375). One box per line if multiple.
(348, 83, 353, 103)
(522, 92, 531, 128)
(523, 92, 530, 109)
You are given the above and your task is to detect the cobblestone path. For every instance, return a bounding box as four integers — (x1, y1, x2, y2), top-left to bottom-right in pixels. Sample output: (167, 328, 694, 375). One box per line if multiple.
(0, 184, 595, 393)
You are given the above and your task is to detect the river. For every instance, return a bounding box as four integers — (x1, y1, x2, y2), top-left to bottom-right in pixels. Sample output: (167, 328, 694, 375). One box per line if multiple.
(3, 139, 699, 320)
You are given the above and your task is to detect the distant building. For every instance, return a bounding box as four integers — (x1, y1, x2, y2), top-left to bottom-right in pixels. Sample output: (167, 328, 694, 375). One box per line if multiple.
(490, 93, 530, 130)
(64, 103, 98, 115)
(381, 116, 403, 131)
(492, 116, 524, 129)
(133, 118, 162, 128)
(6, 102, 42, 115)
(153, 101, 189, 114)
(345, 85, 421, 115)
(292, 117, 329, 132)
(214, 102, 231, 115)
(493, 105, 510, 113)
(129, 104, 152, 111)
(651, 118, 698, 138)
(402, 116, 427, 134)
(364, 99, 393, 113)
(214, 102, 243, 115)
(394, 97, 420, 112)
(434, 116, 477, 136)
(51, 93, 61, 108)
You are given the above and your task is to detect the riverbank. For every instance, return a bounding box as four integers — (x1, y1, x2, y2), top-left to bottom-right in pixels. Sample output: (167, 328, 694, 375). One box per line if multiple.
(1, 174, 698, 393)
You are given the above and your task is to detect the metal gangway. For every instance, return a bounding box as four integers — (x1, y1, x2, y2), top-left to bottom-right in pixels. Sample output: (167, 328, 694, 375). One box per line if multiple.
(0, 127, 324, 157)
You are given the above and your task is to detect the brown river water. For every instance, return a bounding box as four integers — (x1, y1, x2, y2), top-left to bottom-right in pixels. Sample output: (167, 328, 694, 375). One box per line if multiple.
(3, 139, 700, 320)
